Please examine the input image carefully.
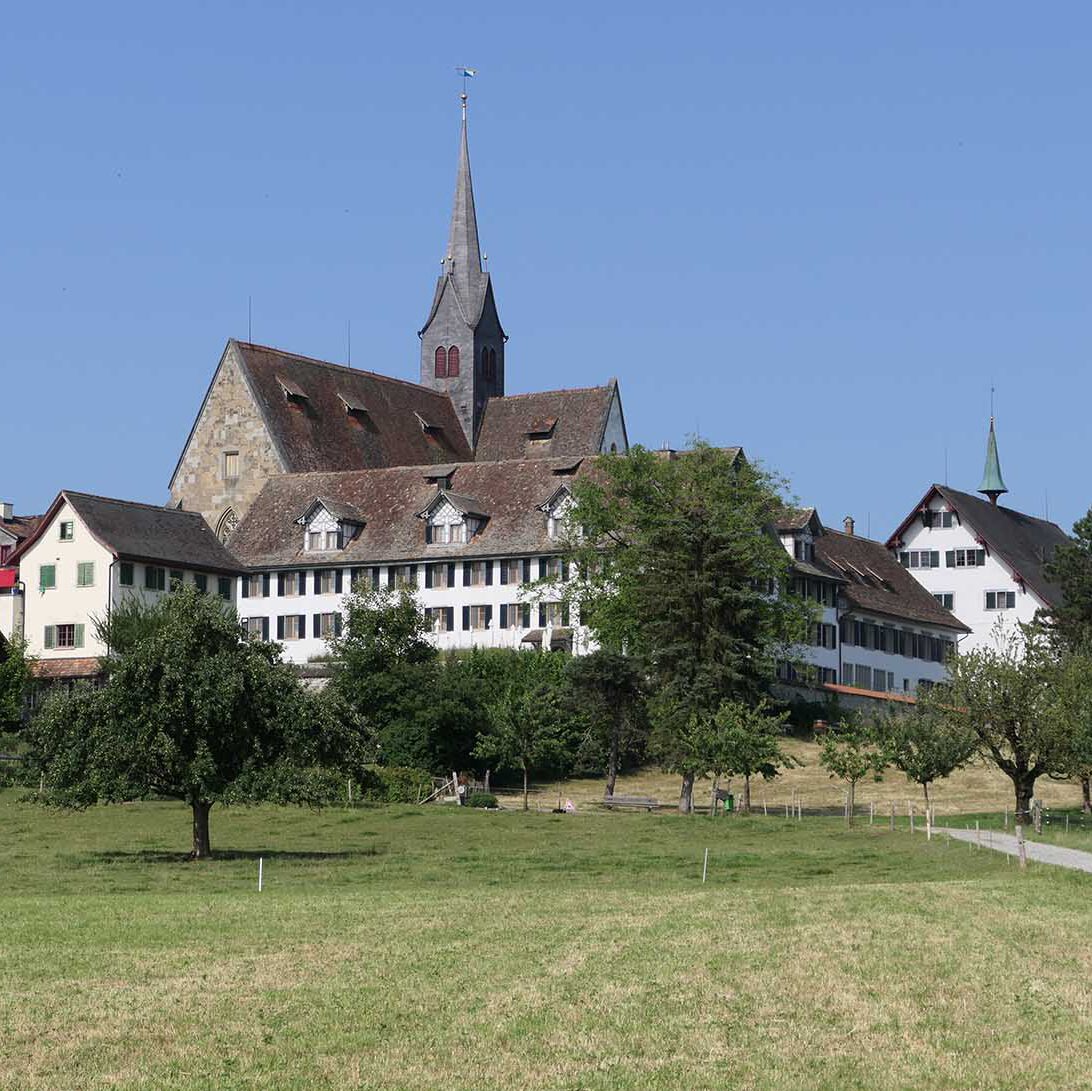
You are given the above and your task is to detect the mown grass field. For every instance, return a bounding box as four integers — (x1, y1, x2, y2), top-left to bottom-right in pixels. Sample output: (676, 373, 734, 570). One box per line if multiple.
(2, 790, 1092, 1091)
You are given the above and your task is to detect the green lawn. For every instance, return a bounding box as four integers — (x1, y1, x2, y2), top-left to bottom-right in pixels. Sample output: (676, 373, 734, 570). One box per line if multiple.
(2, 792, 1091, 1091)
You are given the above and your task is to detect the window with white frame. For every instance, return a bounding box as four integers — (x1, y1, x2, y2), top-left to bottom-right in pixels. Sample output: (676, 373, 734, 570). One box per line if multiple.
(468, 605, 491, 630)
(59, 521, 74, 542)
(223, 451, 240, 480)
(898, 550, 939, 569)
(281, 615, 303, 640)
(431, 521, 468, 545)
(933, 592, 954, 610)
(467, 561, 489, 587)
(242, 617, 265, 640)
(948, 548, 986, 568)
(985, 590, 1016, 610)
(428, 562, 452, 589)
(318, 570, 337, 594)
(317, 612, 339, 638)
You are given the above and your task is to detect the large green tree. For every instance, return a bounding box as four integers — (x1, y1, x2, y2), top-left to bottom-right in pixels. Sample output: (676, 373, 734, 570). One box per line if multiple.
(565, 650, 648, 797)
(327, 586, 443, 770)
(30, 587, 326, 858)
(564, 443, 808, 811)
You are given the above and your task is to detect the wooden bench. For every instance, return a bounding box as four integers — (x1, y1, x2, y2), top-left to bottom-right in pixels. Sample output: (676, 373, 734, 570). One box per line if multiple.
(601, 795, 661, 812)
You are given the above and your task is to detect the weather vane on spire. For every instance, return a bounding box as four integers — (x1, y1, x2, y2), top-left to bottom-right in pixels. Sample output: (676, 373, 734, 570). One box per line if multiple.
(455, 66, 476, 117)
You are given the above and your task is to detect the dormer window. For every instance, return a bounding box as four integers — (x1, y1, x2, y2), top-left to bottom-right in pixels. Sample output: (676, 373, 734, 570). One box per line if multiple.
(526, 416, 558, 441)
(793, 537, 814, 563)
(417, 490, 487, 546)
(297, 498, 364, 553)
(277, 375, 310, 409)
(539, 486, 574, 540)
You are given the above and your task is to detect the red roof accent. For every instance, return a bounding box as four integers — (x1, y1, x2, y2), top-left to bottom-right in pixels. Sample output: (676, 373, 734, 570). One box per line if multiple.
(0, 569, 15, 589)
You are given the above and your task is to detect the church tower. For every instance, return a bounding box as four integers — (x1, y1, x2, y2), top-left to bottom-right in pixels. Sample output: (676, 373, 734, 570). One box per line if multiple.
(418, 92, 505, 447)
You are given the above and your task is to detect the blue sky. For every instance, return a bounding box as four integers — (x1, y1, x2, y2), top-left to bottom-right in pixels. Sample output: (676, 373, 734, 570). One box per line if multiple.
(3, 2, 1089, 538)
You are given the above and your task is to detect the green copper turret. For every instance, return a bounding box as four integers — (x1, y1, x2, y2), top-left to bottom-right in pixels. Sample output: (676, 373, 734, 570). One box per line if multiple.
(978, 417, 1008, 505)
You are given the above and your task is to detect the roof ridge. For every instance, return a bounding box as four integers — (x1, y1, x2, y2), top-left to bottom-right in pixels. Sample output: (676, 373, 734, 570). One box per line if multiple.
(492, 385, 612, 400)
(234, 340, 452, 398)
(64, 491, 203, 516)
(824, 527, 884, 545)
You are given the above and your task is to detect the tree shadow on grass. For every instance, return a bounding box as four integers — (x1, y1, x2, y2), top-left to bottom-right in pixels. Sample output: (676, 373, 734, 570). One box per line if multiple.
(81, 847, 385, 865)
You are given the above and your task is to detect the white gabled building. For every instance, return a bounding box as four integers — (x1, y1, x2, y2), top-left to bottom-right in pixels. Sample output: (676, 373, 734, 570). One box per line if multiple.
(7, 492, 240, 686)
(225, 458, 588, 664)
(886, 420, 1068, 652)
(777, 508, 969, 706)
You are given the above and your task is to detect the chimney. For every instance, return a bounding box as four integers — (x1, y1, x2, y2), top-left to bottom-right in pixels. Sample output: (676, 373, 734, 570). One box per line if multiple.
(843, 515, 855, 537)
(655, 443, 678, 461)
(0, 502, 12, 522)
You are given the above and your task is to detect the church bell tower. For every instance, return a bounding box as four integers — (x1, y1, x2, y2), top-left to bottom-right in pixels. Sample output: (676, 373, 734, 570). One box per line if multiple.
(418, 92, 505, 447)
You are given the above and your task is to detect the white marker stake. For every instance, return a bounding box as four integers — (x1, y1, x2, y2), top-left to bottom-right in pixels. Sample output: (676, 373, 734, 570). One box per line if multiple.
(702, 848, 709, 884)
(258, 856, 264, 893)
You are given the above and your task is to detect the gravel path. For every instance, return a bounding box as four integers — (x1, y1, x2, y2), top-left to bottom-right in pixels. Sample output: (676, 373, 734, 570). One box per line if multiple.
(939, 826, 1092, 873)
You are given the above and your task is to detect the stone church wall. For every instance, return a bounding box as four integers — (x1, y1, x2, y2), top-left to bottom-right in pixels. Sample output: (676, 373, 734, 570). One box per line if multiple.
(170, 345, 283, 538)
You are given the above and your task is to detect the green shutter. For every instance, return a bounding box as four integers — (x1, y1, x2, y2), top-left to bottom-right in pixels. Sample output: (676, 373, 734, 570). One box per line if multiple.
(43, 625, 55, 649)
(74, 624, 85, 649)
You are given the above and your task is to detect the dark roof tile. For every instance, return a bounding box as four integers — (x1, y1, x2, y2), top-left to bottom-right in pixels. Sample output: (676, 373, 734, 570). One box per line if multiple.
(816, 530, 970, 632)
(230, 459, 592, 568)
(475, 386, 616, 462)
(235, 342, 474, 472)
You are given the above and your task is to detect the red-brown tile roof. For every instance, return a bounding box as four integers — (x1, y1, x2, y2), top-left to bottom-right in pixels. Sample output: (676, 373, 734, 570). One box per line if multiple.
(31, 657, 102, 680)
(230, 458, 594, 568)
(816, 530, 970, 632)
(235, 342, 474, 471)
(474, 385, 617, 462)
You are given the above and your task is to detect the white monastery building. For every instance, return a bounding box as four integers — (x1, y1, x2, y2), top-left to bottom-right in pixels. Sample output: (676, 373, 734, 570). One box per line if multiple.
(886, 420, 1067, 652)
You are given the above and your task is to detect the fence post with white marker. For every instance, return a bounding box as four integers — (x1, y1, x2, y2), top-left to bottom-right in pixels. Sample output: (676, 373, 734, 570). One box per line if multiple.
(702, 848, 709, 884)
(258, 856, 264, 893)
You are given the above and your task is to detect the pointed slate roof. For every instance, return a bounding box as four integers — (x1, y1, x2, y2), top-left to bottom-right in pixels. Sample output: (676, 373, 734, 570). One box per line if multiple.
(978, 417, 1008, 500)
(419, 104, 497, 336)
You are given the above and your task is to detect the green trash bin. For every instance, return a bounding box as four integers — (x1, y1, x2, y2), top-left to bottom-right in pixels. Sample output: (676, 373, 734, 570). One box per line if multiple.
(725, 793, 734, 813)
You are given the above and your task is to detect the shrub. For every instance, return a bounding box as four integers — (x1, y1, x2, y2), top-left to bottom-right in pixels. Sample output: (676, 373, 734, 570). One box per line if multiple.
(357, 765, 433, 804)
(467, 791, 498, 809)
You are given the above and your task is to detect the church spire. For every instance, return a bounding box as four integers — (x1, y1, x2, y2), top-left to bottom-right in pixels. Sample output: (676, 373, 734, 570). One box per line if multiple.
(418, 87, 506, 447)
(978, 417, 1008, 505)
(444, 93, 483, 298)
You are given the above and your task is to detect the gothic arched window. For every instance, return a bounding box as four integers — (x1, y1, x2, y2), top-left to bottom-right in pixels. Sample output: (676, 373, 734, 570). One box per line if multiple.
(216, 508, 239, 544)
(447, 345, 460, 377)
(488, 347, 497, 380)
(434, 346, 447, 378)
(481, 346, 489, 375)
